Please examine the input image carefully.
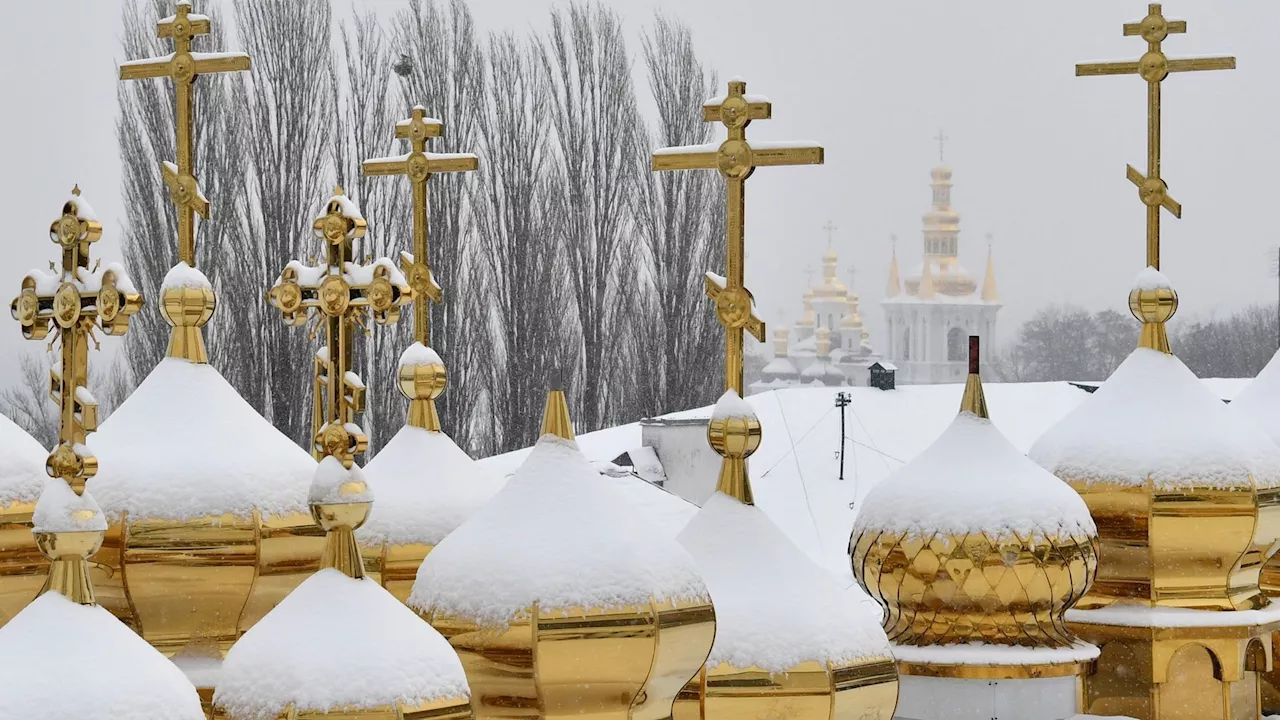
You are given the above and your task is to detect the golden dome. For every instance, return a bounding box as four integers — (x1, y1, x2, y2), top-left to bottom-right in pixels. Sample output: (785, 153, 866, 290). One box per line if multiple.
(851, 341, 1099, 656)
(410, 391, 715, 720)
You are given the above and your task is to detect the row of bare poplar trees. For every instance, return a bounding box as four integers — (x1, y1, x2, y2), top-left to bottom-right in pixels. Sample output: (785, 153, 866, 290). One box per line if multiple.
(106, 0, 727, 457)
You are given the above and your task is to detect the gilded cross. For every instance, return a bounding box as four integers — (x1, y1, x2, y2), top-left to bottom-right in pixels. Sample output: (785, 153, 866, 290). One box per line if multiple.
(267, 188, 412, 466)
(1076, 3, 1234, 270)
(934, 129, 948, 164)
(652, 79, 825, 394)
(10, 188, 142, 494)
(822, 219, 838, 251)
(363, 105, 479, 346)
(118, 0, 250, 267)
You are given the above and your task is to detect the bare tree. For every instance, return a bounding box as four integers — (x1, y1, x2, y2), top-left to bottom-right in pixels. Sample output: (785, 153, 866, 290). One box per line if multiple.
(537, 3, 646, 431)
(1, 353, 133, 449)
(231, 0, 338, 448)
(117, 0, 249, 391)
(330, 10, 413, 454)
(629, 14, 724, 417)
(472, 32, 576, 451)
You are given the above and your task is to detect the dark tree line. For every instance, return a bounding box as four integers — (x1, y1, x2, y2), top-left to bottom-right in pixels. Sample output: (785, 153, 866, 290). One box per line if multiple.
(990, 303, 1278, 382)
(0, 0, 731, 457)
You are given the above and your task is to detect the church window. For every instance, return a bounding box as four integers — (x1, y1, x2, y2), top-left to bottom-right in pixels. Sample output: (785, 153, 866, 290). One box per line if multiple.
(947, 327, 965, 361)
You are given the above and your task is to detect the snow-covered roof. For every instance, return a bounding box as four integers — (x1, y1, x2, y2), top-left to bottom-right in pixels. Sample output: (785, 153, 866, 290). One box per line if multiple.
(854, 412, 1095, 540)
(357, 426, 502, 547)
(678, 492, 891, 672)
(0, 412, 50, 508)
(1228, 347, 1280, 447)
(760, 356, 798, 378)
(411, 436, 707, 625)
(1030, 348, 1280, 490)
(0, 592, 204, 720)
(214, 569, 468, 720)
(88, 358, 314, 521)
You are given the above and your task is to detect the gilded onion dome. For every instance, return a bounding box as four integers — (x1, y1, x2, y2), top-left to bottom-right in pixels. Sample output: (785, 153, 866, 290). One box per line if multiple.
(1030, 269, 1280, 612)
(357, 344, 502, 602)
(215, 457, 470, 720)
(410, 390, 714, 720)
(678, 391, 899, 720)
(0, 412, 53, 627)
(851, 338, 1099, 655)
(0, 478, 204, 720)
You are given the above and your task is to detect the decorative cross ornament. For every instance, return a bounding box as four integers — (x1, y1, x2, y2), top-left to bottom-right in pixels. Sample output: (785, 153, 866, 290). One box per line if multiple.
(119, 0, 251, 267)
(10, 189, 142, 494)
(1076, 3, 1234, 270)
(822, 219, 838, 251)
(934, 129, 948, 164)
(267, 188, 412, 465)
(363, 105, 479, 346)
(652, 79, 825, 394)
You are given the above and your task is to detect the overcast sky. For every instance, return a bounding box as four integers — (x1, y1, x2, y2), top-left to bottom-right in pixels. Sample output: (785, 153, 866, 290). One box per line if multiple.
(3, 1, 1277, 389)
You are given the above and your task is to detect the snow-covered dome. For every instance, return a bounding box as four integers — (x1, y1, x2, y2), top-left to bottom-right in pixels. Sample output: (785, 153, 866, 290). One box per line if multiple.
(760, 356, 798, 380)
(678, 391, 898, 719)
(0, 592, 205, 720)
(1229, 347, 1280, 447)
(83, 265, 320, 661)
(357, 343, 502, 602)
(851, 350, 1098, 652)
(0, 414, 52, 627)
(215, 457, 469, 719)
(1030, 269, 1280, 612)
(410, 391, 713, 720)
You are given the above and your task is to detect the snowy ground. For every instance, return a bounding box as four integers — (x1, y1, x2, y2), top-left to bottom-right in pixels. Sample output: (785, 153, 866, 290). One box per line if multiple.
(481, 378, 1250, 591)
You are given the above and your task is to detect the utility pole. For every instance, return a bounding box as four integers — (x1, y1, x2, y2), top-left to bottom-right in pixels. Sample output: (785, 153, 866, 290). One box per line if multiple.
(835, 391, 851, 481)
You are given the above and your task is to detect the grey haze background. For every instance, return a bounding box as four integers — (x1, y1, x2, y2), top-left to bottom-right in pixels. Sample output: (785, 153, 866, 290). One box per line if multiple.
(3, 1, 1278, 390)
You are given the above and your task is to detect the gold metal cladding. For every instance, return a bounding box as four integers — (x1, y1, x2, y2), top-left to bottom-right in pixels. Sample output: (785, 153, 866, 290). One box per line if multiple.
(0, 500, 44, 625)
(266, 188, 411, 464)
(425, 597, 715, 720)
(850, 528, 1098, 648)
(363, 106, 478, 348)
(1076, 3, 1234, 272)
(1129, 285, 1178, 354)
(540, 390, 575, 441)
(360, 541, 433, 604)
(237, 694, 473, 720)
(706, 413, 760, 505)
(703, 658, 899, 720)
(35, 529, 103, 605)
(311, 477, 372, 580)
(1064, 480, 1280, 612)
(119, 0, 250, 268)
(959, 336, 988, 418)
(652, 79, 824, 396)
(895, 658, 1090, 680)
(1071, 618, 1277, 720)
(90, 509, 324, 657)
(399, 359, 447, 432)
(161, 282, 216, 362)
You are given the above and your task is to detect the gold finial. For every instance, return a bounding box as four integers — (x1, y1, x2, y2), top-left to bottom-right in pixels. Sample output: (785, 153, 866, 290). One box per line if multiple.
(822, 219, 837, 253)
(981, 238, 999, 303)
(886, 235, 901, 298)
(934, 128, 948, 164)
(398, 344, 447, 432)
(652, 78, 824, 396)
(1129, 269, 1178, 353)
(71, 184, 80, 196)
(334, 184, 345, 196)
(541, 386, 575, 441)
(1076, 3, 1234, 271)
(119, 1, 251, 268)
(11, 193, 140, 606)
(706, 392, 761, 505)
(267, 190, 411, 462)
(959, 335, 989, 418)
(310, 457, 372, 580)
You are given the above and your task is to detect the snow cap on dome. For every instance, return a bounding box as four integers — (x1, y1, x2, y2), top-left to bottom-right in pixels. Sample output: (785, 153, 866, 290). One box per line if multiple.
(0, 592, 204, 720)
(32, 480, 107, 534)
(679, 492, 891, 672)
(357, 425, 501, 546)
(309, 455, 373, 505)
(399, 342, 443, 367)
(855, 412, 1095, 540)
(0, 412, 51, 507)
(410, 434, 708, 625)
(1030, 347, 1280, 490)
(88, 358, 314, 521)
(162, 262, 212, 291)
(1229, 347, 1280, 447)
(215, 569, 469, 720)
(711, 389, 754, 421)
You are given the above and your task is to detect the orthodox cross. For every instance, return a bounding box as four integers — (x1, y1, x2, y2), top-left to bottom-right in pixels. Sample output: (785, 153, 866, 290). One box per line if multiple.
(822, 219, 838, 251)
(10, 189, 142, 494)
(652, 79, 825, 394)
(267, 188, 412, 466)
(1076, 3, 1234, 270)
(363, 105, 479, 346)
(934, 129, 948, 164)
(118, 0, 250, 266)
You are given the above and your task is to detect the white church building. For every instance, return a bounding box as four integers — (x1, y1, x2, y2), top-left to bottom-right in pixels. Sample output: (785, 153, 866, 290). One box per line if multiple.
(882, 164, 1000, 384)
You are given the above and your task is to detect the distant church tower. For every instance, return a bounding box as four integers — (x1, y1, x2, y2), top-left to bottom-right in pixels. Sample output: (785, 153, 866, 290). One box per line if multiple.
(881, 154, 1000, 384)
